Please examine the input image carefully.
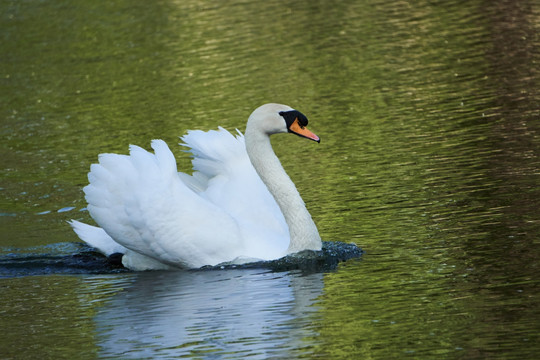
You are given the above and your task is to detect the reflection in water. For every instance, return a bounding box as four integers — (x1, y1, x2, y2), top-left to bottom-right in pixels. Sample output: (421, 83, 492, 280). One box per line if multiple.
(84, 270, 323, 358)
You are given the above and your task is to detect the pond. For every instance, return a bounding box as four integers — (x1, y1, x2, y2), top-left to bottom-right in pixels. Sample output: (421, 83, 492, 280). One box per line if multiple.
(1, 0, 539, 358)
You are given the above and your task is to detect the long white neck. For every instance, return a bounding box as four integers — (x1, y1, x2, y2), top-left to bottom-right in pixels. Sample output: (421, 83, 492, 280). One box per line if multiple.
(245, 127, 322, 253)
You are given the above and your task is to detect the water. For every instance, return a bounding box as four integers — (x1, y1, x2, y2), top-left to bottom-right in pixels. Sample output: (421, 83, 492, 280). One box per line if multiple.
(1, 0, 539, 358)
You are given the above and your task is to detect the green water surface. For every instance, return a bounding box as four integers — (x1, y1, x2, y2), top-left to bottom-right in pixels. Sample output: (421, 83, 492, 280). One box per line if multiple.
(1, 0, 539, 358)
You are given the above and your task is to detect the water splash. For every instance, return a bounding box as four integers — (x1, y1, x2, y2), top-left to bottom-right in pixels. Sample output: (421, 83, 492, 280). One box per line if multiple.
(0, 241, 362, 278)
(0, 242, 127, 278)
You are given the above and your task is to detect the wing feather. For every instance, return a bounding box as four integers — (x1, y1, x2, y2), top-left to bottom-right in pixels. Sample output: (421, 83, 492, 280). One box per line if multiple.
(181, 128, 289, 258)
(84, 140, 243, 268)
(77, 128, 289, 269)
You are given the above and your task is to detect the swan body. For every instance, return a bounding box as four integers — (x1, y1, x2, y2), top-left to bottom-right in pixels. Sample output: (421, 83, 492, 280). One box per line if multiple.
(70, 103, 322, 270)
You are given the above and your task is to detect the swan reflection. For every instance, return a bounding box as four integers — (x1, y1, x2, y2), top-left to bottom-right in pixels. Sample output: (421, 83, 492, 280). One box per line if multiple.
(84, 269, 323, 358)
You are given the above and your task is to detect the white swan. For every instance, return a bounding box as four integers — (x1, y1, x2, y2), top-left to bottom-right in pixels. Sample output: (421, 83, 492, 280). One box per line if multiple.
(70, 103, 322, 270)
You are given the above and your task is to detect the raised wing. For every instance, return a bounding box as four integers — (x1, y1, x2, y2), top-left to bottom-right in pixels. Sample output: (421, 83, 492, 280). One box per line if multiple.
(84, 139, 244, 268)
(180, 127, 289, 257)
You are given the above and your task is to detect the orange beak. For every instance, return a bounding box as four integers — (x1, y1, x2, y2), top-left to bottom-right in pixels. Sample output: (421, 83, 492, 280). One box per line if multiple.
(289, 118, 320, 143)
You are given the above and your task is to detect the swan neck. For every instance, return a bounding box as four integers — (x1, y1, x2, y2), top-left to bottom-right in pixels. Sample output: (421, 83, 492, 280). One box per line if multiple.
(245, 128, 321, 253)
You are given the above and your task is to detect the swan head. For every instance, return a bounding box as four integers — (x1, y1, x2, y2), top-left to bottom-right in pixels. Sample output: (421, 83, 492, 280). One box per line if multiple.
(247, 103, 320, 142)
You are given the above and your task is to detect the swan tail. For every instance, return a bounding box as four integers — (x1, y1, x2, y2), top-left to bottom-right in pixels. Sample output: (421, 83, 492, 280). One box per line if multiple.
(68, 220, 128, 256)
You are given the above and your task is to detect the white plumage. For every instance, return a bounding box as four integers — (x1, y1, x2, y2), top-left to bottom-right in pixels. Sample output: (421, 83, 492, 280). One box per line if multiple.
(70, 103, 321, 270)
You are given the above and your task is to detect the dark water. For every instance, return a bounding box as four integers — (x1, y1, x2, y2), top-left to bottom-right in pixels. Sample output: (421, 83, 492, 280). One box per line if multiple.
(1, 0, 539, 358)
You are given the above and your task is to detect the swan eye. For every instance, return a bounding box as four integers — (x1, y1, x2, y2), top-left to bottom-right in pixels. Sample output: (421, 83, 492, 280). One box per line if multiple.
(297, 115, 309, 128)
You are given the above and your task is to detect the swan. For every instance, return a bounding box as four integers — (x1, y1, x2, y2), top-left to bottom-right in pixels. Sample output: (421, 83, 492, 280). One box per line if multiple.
(69, 103, 322, 270)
